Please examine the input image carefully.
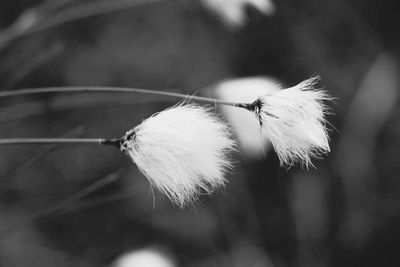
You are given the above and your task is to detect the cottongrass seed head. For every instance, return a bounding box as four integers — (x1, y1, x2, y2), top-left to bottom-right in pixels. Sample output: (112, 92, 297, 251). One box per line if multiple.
(250, 76, 331, 168)
(120, 103, 235, 207)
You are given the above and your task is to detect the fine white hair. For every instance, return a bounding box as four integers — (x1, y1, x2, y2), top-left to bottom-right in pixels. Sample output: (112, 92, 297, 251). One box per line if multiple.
(253, 77, 331, 167)
(201, 0, 275, 27)
(214, 77, 280, 159)
(121, 103, 235, 207)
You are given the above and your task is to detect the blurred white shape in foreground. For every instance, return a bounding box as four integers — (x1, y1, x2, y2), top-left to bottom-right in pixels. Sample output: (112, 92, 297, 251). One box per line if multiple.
(201, 0, 275, 27)
(213, 77, 280, 159)
(113, 248, 175, 267)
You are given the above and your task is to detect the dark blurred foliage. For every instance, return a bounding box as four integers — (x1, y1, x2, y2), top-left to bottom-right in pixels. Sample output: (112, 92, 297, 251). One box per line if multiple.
(0, 0, 400, 266)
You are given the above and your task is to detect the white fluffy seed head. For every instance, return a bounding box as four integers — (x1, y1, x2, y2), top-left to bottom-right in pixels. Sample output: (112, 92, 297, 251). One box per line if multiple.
(201, 0, 275, 27)
(121, 103, 235, 207)
(252, 77, 331, 168)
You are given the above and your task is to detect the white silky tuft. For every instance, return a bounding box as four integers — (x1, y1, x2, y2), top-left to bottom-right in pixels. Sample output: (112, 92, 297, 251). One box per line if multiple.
(253, 77, 331, 167)
(121, 104, 235, 207)
(214, 77, 280, 158)
(201, 0, 275, 27)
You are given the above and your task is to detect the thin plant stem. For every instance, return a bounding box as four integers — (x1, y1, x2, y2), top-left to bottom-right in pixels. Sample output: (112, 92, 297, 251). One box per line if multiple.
(0, 86, 251, 108)
(0, 138, 119, 147)
(0, 86, 253, 147)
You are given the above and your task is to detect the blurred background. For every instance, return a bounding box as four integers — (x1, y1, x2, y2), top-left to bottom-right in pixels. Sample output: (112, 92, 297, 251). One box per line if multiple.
(0, 0, 399, 266)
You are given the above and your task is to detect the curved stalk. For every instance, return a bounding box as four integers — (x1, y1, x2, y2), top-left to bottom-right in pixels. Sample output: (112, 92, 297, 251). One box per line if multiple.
(0, 86, 250, 108)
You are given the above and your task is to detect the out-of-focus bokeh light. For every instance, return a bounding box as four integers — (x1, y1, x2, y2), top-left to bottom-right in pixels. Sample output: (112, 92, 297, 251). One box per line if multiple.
(113, 248, 175, 267)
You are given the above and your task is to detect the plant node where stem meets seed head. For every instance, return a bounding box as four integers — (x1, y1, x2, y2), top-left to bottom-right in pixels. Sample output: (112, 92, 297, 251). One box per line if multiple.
(245, 76, 331, 168)
(120, 103, 236, 207)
